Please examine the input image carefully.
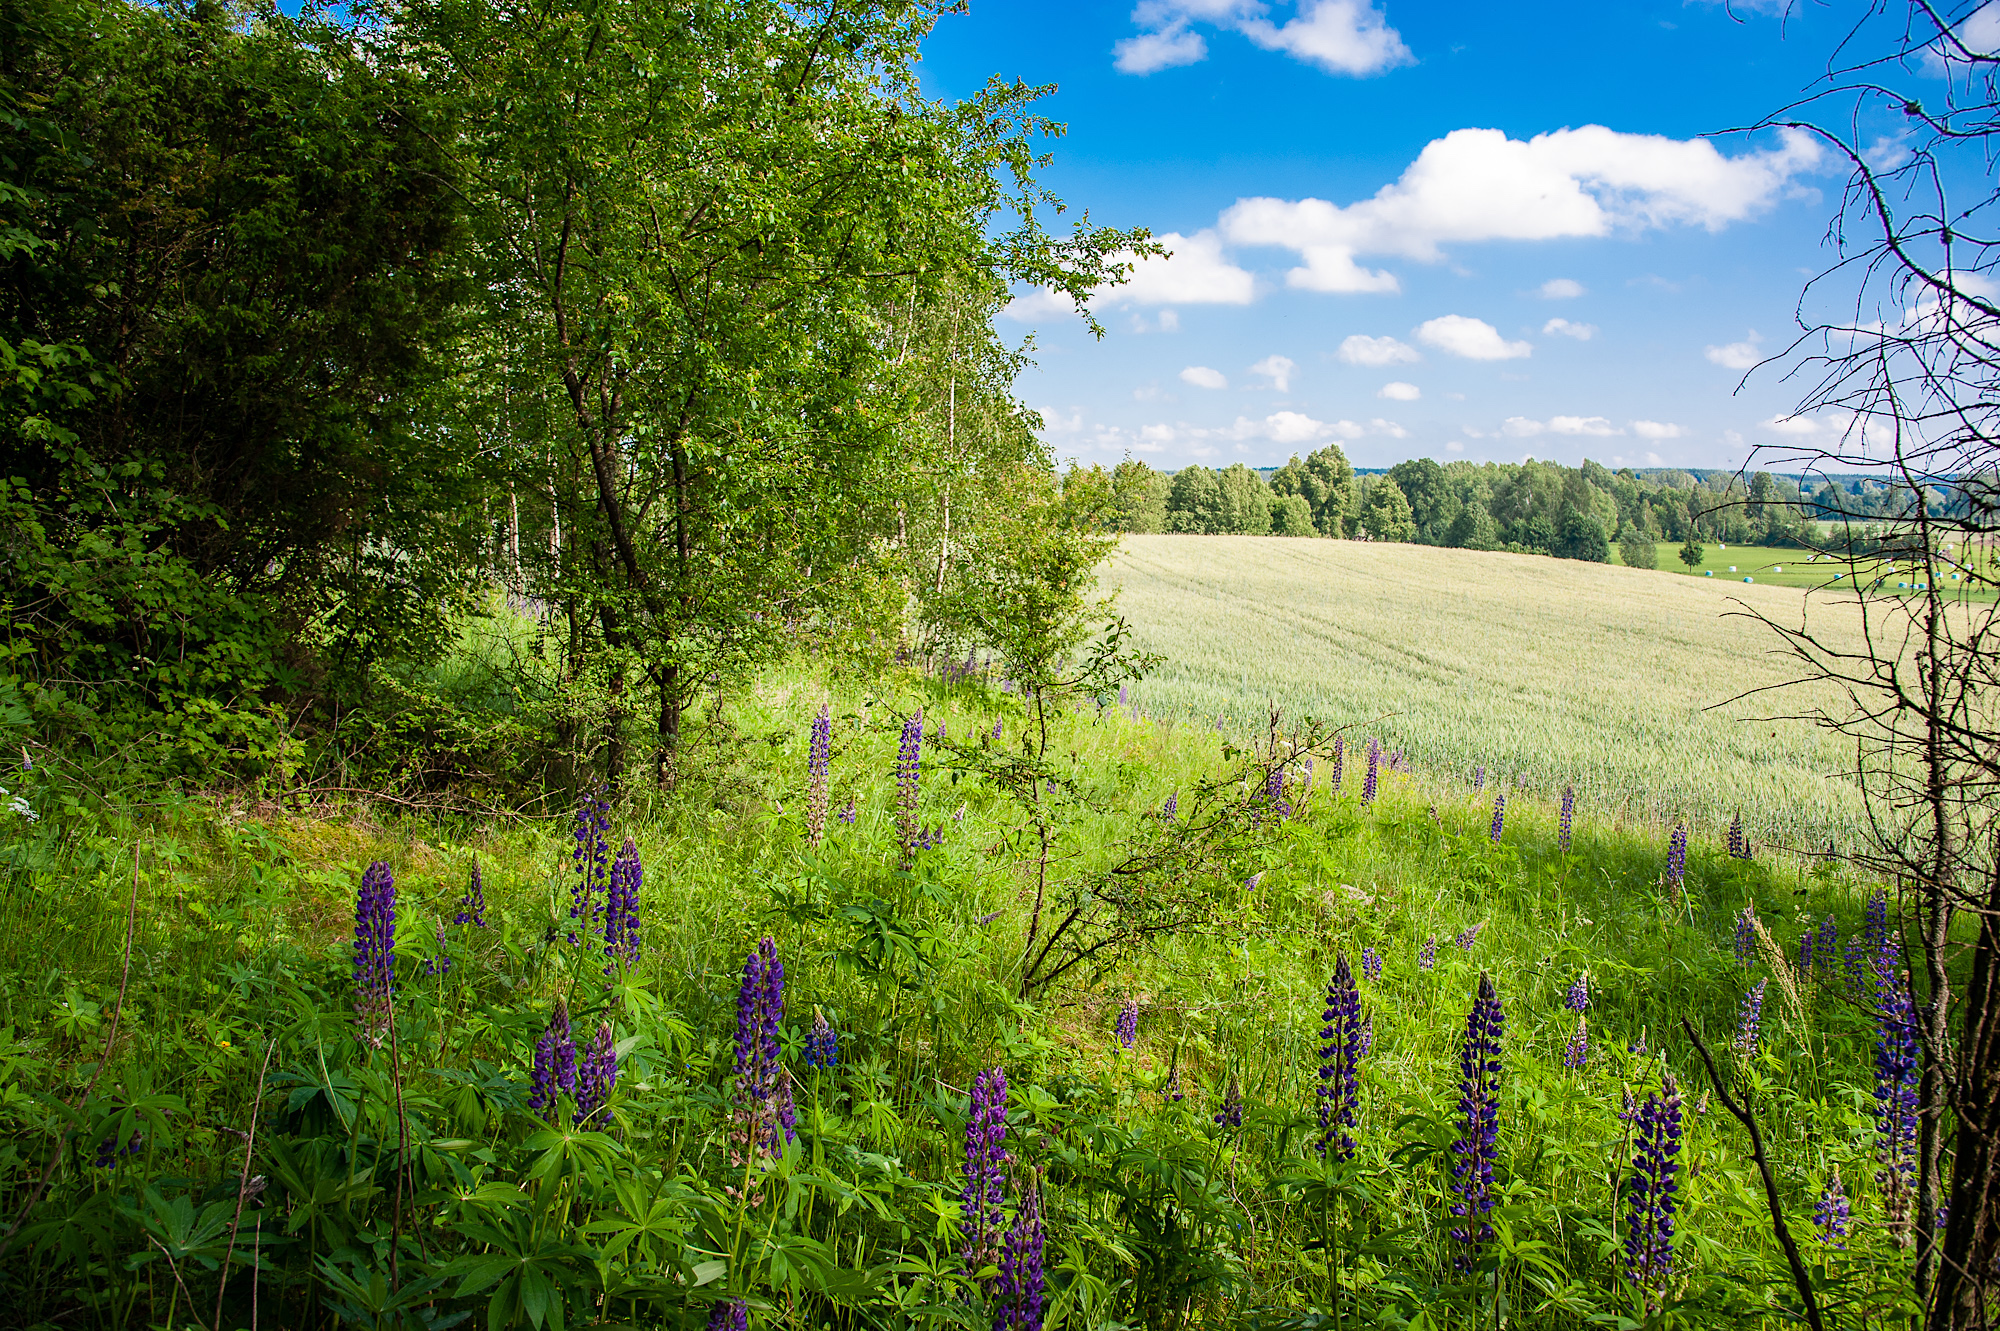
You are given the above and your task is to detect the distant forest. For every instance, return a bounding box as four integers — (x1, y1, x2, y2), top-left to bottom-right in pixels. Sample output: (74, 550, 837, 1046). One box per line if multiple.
(1101, 448, 1959, 566)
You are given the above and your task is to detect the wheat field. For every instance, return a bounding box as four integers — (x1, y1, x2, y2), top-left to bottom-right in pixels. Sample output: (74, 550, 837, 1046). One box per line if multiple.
(1105, 534, 1876, 846)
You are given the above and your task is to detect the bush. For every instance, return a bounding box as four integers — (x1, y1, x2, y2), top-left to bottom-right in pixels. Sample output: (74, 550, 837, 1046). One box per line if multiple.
(1620, 530, 1660, 570)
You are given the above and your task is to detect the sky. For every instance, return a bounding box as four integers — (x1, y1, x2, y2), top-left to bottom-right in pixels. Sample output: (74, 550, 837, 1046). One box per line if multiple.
(914, 0, 1971, 472)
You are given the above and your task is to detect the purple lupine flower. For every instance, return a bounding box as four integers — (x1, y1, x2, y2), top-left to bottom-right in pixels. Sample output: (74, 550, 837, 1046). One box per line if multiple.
(992, 718, 1003, 740)
(1565, 972, 1590, 1012)
(454, 858, 487, 927)
(1734, 980, 1766, 1059)
(1299, 757, 1314, 807)
(1874, 967, 1920, 1233)
(896, 712, 924, 867)
(1733, 905, 1758, 969)
(1419, 935, 1437, 972)
(1244, 872, 1264, 891)
(1361, 947, 1382, 982)
(962, 1068, 1010, 1278)
(1456, 921, 1485, 952)
(570, 792, 611, 946)
(604, 838, 642, 970)
(1264, 764, 1293, 819)
(353, 861, 396, 1040)
(1814, 916, 1837, 978)
(804, 1010, 839, 1069)
(1329, 735, 1345, 790)
(1118, 684, 1129, 705)
(423, 922, 450, 977)
(1814, 1168, 1850, 1249)
(1164, 1066, 1183, 1104)
(732, 938, 796, 1159)
(1848, 889, 1889, 995)
(574, 1021, 617, 1127)
(838, 798, 856, 826)
(1162, 791, 1178, 821)
(1563, 1014, 1588, 1070)
(1798, 929, 1817, 977)
(529, 1000, 576, 1114)
(1472, 764, 1485, 793)
(1317, 953, 1364, 1160)
(1115, 999, 1138, 1049)
(994, 1174, 1047, 1331)
(706, 1299, 748, 1331)
(1214, 1075, 1243, 1128)
(1362, 739, 1380, 805)
(1558, 785, 1576, 853)
(1449, 974, 1505, 1268)
(1489, 792, 1506, 843)
(1665, 825, 1688, 899)
(807, 703, 832, 849)
(1727, 814, 1750, 859)
(1622, 1069, 1684, 1292)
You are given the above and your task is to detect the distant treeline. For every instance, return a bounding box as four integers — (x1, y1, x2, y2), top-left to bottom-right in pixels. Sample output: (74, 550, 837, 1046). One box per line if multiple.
(1104, 449, 1960, 565)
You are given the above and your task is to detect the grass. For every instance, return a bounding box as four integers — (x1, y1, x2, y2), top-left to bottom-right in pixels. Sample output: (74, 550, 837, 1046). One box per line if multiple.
(0, 651, 1937, 1329)
(1626, 540, 1998, 598)
(1103, 534, 1871, 848)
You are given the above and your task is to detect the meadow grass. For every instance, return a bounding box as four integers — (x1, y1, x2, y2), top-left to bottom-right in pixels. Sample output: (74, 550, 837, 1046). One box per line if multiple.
(1103, 534, 1874, 848)
(1626, 539, 1998, 599)
(0, 655, 1929, 1329)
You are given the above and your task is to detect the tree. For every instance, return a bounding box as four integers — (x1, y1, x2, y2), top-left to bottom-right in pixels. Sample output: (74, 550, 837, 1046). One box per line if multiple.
(1678, 535, 1705, 569)
(1108, 459, 1169, 533)
(1553, 511, 1610, 562)
(1358, 476, 1415, 542)
(1270, 492, 1316, 536)
(1271, 445, 1356, 536)
(1387, 457, 1455, 542)
(1165, 466, 1221, 533)
(1620, 528, 1660, 570)
(1215, 463, 1271, 535)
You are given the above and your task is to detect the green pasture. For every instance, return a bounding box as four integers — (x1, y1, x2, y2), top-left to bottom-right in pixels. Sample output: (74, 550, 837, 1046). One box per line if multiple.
(1622, 540, 1997, 598)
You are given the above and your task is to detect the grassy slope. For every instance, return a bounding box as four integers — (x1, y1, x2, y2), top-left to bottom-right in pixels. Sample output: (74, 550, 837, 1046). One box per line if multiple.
(1104, 534, 1871, 845)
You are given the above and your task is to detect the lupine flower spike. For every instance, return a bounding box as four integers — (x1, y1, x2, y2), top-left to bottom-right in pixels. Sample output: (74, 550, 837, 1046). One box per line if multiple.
(1362, 740, 1380, 805)
(731, 938, 796, 1171)
(1734, 980, 1766, 1059)
(1665, 825, 1688, 901)
(454, 859, 487, 927)
(1489, 791, 1506, 842)
(1361, 947, 1382, 982)
(896, 712, 924, 867)
(1317, 953, 1364, 1160)
(604, 838, 642, 970)
(1456, 922, 1484, 952)
(1815, 1167, 1850, 1250)
(1162, 792, 1178, 821)
(838, 798, 856, 825)
(1115, 999, 1138, 1049)
(1419, 935, 1437, 972)
(1875, 967, 1920, 1239)
(804, 1010, 839, 1069)
(962, 1068, 1010, 1280)
(1472, 764, 1485, 793)
(529, 1000, 577, 1114)
(1329, 735, 1345, 791)
(705, 1300, 748, 1331)
(1566, 972, 1590, 1012)
(995, 1171, 1047, 1331)
(575, 1021, 617, 1128)
(570, 792, 611, 945)
(1563, 1014, 1588, 1069)
(1215, 1075, 1244, 1128)
(1558, 785, 1576, 853)
(806, 703, 832, 849)
(1623, 1069, 1684, 1297)
(1449, 974, 1505, 1269)
(1733, 905, 1758, 969)
(353, 861, 396, 1042)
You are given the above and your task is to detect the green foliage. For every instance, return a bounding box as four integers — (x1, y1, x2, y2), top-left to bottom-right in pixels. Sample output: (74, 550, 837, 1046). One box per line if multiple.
(1553, 512, 1611, 563)
(1621, 530, 1661, 571)
(1359, 477, 1416, 543)
(1681, 536, 1708, 569)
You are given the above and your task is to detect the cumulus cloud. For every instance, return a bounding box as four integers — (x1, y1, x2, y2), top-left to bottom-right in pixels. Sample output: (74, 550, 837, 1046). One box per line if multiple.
(1180, 365, 1229, 389)
(1705, 340, 1761, 370)
(1539, 278, 1586, 299)
(1004, 231, 1253, 318)
(1445, 440, 1465, 452)
(1116, 0, 1411, 77)
(1219, 125, 1820, 294)
(1337, 333, 1421, 366)
(1500, 416, 1546, 437)
(1632, 420, 1683, 439)
(1646, 451, 1665, 466)
(1542, 317, 1597, 340)
(1416, 314, 1532, 360)
(1550, 415, 1620, 436)
(1762, 414, 1822, 436)
(1001, 288, 1078, 322)
(1378, 380, 1421, 400)
(1248, 354, 1296, 391)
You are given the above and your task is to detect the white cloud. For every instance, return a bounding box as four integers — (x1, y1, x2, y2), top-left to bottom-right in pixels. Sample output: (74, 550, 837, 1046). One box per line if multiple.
(1646, 451, 1665, 466)
(1631, 420, 1683, 439)
(1337, 333, 1421, 366)
(1001, 288, 1077, 322)
(1550, 415, 1620, 436)
(1113, 22, 1208, 74)
(1705, 340, 1762, 370)
(1542, 317, 1597, 340)
(1762, 414, 1822, 436)
(1262, 410, 1345, 444)
(1219, 125, 1820, 294)
(1180, 365, 1229, 389)
(1038, 406, 1084, 434)
(1370, 417, 1410, 438)
(1416, 314, 1533, 360)
(1378, 380, 1421, 400)
(1248, 354, 1296, 391)
(1108, 230, 1256, 306)
(1539, 278, 1586, 299)
(1445, 440, 1465, 452)
(1158, 309, 1181, 332)
(1501, 416, 1547, 437)
(1117, 0, 1410, 77)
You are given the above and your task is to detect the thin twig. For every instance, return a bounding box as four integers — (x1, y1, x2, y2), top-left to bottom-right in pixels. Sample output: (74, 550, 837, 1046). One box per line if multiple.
(1682, 1018, 1827, 1331)
(148, 1233, 213, 1331)
(213, 1034, 276, 1330)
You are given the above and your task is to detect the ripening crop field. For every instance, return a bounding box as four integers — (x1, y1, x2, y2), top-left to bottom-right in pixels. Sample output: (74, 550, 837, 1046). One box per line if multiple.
(1105, 535, 1873, 846)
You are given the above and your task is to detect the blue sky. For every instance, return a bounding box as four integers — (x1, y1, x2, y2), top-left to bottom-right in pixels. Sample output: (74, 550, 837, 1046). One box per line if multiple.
(917, 1, 1941, 471)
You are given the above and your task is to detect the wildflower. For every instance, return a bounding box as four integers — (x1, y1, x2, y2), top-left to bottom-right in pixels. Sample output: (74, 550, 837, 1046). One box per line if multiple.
(706, 1300, 748, 1331)
(962, 1068, 1010, 1278)
(1559, 785, 1576, 853)
(423, 922, 450, 977)
(1419, 935, 1437, 972)
(804, 1010, 839, 1069)
(1798, 928, 1816, 977)
(994, 1172, 1047, 1331)
(1318, 953, 1364, 1160)
(1875, 967, 1920, 1237)
(1214, 1076, 1243, 1128)
(807, 703, 832, 849)
(992, 718, 1003, 740)
(1115, 999, 1138, 1049)
(896, 712, 924, 866)
(1814, 1168, 1850, 1249)
(1727, 814, 1752, 859)
(1489, 792, 1506, 842)
(838, 798, 856, 826)
(570, 792, 611, 945)
(1244, 872, 1263, 891)
(1299, 757, 1314, 806)
(529, 1000, 577, 1114)
(1329, 735, 1345, 790)
(353, 861, 396, 1040)
(1118, 684, 1128, 705)
(1733, 905, 1758, 969)
(1734, 980, 1766, 1059)
(1362, 740, 1380, 805)
(1449, 974, 1505, 1268)
(1456, 921, 1484, 952)
(1472, 763, 1485, 792)
(1361, 947, 1382, 982)
(604, 838, 643, 969)
(1164, 1066, 1183, 1104)
(1563, 1015, 1589, 1070)
(575, 1021, 617, 1127)
(733, 939, 796, 1160)
(1623, 1069, 1684, 1293)
(1162, 792, 1178, 821)
(454, 859, 487, 927)
(1815, 916, 1837, 977)
(1665, 824, 1688, 900)
(1847, 889, 1889, 994)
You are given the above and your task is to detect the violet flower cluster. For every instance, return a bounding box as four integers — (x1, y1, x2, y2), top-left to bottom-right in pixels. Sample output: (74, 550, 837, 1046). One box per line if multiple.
(1472, 764, 1485, 793)
(1733, 905, 1758, 969)
(1665, 825, 1688, 899)
(454, 858, 487, 927)
(570, 792, 611, 946)
(1622, 1069, 1684, 1292)
(1456, 921, 1484, 952)
(804, 1010, 839, 1069)
(733, 938, 796, 1160)
(1565, 972, 1590, 1012)
(1558, 785, 1575, 853)
(705, 1300, 748, 1331)
(1489, 792, 1506, 842)
(353, 861, 397, 1041)
(1329, 735, 1344, 791)
(529, 999, 577, 1113)
(838, 798, 857, 826)
(1727, 814, 1752, 859)
(575, 1021, 618, 1128)
(1419, 935, 1437, 972)
(1115, 999, 1138, 1050)
(994, 1174, 1046, 1331)
(1733, 980, 1766, 1060)
(1449, 974, 1504, 1269)
(1214, 1076, 1243, 1128)
(1361, 947, 1382, 982)
(1814, 1168, 1849, 1250)
(604, 838, 642, 970)
(962, 1068, 1010, 1277)
(1362, 738, 1380, 805)
(807, 703, 831, 849)
(1874, 966, 1920, 1230)
(1161, 791, 1178, 821)
(896, 712, 924, 867)
(1563, 1015, 1588, 1070)
(1317, 953, 1364, 1160)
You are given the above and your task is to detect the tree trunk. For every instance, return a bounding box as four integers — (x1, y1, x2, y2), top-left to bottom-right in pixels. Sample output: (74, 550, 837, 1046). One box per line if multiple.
(1927, 857, 2000, 1330)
